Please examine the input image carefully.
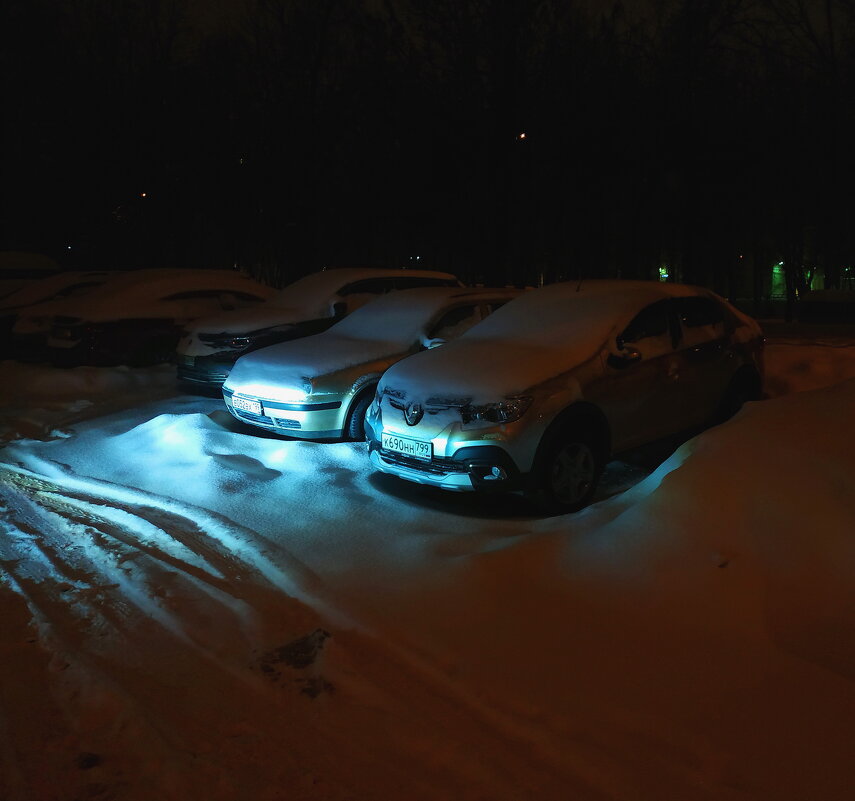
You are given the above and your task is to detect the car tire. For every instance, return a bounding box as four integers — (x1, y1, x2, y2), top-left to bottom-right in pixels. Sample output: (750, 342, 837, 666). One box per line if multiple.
(345, 387, 375, 441)
(527, 424, 604, 514)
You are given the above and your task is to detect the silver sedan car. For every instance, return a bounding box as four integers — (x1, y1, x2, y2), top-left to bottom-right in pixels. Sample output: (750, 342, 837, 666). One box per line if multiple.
(367, 280, 765, 512)
(222, 286, 522, 439)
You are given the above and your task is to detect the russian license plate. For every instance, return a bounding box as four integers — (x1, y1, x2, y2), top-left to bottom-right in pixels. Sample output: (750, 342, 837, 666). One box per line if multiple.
(232, 395, 262, 415)
(382, 432, 432, 461)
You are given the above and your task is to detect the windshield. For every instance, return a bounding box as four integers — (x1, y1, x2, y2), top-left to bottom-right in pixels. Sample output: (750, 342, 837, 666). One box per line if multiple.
(268, 272, 348, 310)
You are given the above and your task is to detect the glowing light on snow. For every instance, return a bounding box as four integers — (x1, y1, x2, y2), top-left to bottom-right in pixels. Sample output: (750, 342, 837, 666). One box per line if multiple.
(159, 425, 189, 446)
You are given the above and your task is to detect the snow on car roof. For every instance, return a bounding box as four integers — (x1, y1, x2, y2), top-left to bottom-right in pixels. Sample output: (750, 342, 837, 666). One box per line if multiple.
(462, 280, 709, 344)
(381, 280, 723, 401)
(49, 268, 273, 319)
(267, 267, 461, 311)
(0, 270, 114, 311)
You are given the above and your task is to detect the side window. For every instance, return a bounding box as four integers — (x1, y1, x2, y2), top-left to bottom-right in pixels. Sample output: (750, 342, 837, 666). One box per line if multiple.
(392, 276, 458, 290)
(619, 300, 676, 359)
(338, 279, 393, 296)
(232, 291, 268, 303)
(482, 300, 511, 315)
(427, 304, 482, 341)
(337, 278, 396, 315)
(621, 300, 670, 344)
(676, 296, 726, 348)
(162, 290, 224, 301)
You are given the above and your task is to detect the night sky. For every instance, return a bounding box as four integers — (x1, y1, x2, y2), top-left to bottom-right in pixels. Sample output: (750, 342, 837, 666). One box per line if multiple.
(4, 0, 855, 294)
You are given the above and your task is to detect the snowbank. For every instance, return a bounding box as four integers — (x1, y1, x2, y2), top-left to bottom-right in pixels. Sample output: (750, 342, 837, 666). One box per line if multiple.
(2, 336, 855, 799)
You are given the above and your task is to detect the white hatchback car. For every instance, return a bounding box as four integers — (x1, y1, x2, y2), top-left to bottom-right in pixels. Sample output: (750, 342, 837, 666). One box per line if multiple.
(367, 280, 764, 512)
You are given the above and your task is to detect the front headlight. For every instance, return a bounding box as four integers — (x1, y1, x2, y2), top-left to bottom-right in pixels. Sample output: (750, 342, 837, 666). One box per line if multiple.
(462, 396, 532, 424)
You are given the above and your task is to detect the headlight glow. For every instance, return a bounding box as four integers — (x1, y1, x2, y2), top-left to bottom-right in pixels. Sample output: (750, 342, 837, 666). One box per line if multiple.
(462, 396, 532, 425)
(227, 382, 310, 403)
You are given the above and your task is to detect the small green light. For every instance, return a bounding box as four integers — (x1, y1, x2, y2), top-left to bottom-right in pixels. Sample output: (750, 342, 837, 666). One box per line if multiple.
(658, 266, 669, 282)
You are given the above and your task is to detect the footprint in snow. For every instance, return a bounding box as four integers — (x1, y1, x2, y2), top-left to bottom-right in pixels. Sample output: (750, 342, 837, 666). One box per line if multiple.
(258, 629, 334, 698)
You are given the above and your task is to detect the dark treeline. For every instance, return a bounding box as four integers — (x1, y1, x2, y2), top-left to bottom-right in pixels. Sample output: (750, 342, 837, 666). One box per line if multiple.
(4, 0, 855, 301)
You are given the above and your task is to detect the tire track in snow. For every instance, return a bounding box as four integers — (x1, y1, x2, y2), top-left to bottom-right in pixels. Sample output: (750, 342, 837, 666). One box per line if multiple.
(0, 462, 327, 610)
(0, 462, 619, 799)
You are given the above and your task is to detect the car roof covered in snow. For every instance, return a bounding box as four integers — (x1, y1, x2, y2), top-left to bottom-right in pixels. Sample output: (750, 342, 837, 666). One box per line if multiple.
(0, 271, 115, 312)
(267, 268, 462, 310)
(47, 269, 275, 320)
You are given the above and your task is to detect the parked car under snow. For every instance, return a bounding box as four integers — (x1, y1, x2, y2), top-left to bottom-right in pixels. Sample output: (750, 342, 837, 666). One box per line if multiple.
(45, 269, 275, 366)
(176, 268, 462, 389)
(223, 286, 521, 440)
(368, 280, 765, 512)
(6, 271, 122, 359)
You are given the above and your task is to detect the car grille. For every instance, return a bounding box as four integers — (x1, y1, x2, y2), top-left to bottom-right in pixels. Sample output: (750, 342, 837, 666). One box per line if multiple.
(177, 364, 230, 384)
(230, 406, 301, 430)
(379, 451, 468, 475)
(231, 408, 275, 426)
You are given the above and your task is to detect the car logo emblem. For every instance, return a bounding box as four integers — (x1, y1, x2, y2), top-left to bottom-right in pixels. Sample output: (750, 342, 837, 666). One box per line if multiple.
(404, 402, 424, 426)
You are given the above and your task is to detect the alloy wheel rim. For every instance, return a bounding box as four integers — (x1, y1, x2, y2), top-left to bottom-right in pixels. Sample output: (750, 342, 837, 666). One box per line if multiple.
(550, 442, 595, 505)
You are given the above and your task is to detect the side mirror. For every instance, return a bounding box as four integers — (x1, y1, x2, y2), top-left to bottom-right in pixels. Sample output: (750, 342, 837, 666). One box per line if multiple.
(607, 345, 642, 370)
(419, 335, 446, 350)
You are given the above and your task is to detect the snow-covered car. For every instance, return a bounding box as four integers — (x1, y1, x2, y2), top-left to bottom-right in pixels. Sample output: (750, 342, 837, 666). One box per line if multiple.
(223, 286, 521, 440)
(367, 280, 765, 512)
(45, 269, 275, 366)
(1, 270, 116, 347)
(0, 251, 60, 299)
(0, 271, 122, 360)
(176, 268, 462, 389)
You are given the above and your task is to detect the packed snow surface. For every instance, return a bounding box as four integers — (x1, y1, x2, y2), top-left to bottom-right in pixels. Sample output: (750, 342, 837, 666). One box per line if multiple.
(1, 325, 855, 800)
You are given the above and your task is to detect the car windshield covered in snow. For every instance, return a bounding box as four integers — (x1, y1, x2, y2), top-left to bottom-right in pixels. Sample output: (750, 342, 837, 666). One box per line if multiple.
(329, 287, 495, 348)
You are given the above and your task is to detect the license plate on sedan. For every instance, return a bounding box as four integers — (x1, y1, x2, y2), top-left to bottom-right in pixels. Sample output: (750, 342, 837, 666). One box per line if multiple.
(232, 395, 262, 415)
(382, 432, 432, 461)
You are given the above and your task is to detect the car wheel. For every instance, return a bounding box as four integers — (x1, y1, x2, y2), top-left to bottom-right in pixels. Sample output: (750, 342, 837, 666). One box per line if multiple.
(528, 426, 603, 514)
(345, 388, 374, 441)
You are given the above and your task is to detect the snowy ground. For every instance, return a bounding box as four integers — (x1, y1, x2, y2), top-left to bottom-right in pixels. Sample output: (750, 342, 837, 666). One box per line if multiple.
(2, 324, 855, 800)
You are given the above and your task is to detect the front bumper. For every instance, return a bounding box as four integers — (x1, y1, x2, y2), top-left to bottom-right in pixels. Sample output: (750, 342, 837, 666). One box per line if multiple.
(223, 386, 345, 439)
(177, 354, 238, 387)
(368, 437, 524, 492)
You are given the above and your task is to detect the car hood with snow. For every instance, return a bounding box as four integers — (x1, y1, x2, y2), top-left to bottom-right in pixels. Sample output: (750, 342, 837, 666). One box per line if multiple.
(179, 267, 461, 358)
(224, 287, 521, 399)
